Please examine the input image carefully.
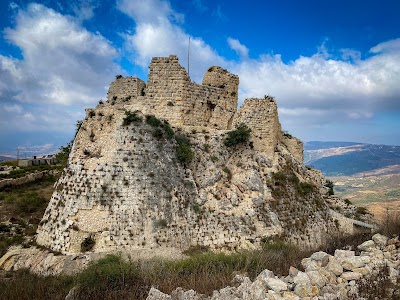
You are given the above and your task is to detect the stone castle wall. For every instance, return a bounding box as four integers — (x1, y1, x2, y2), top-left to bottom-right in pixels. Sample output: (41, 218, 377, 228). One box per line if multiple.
(112, 55, 239, 130)
(105, 56, 300, 160)
(36, 114, 335, 254)
(107, 76, 145, 104)
(282, 135, 304, 163)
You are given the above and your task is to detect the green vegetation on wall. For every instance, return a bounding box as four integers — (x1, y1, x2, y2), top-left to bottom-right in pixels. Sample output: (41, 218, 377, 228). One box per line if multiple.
(175, 134, 194, 165)
(122, 111, 142, 126)
(224, 123, 251, 147)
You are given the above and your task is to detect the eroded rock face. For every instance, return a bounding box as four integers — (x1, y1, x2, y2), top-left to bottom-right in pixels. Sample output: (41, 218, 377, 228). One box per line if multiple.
(146, 234, 400, 300)
(35, 55, 340, 255)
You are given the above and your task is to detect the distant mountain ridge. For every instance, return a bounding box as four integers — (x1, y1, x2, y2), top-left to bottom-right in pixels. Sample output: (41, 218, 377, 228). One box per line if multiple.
(0, 156, 14, 163)
(304, 141, 400, 176)
(304, 141, 365, 150)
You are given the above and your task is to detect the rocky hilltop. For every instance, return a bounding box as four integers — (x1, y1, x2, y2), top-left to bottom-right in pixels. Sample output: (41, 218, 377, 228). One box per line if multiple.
(35, 55, 345, 255)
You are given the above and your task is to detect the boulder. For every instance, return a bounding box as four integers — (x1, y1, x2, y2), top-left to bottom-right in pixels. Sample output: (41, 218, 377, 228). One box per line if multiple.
(340, 256, 370, 271)
(294, 283, 319, 298)
(334, 250, 354, 259)
(357, 240, 376, 251)
(341, 271, 362, 281)
(372, 234, 388, 247)
(265, 278, 288, 292)
(326, 258, 343, 276)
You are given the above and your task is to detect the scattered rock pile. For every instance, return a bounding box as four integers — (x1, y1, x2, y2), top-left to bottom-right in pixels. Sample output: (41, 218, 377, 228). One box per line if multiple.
(147, 233, 400, 300)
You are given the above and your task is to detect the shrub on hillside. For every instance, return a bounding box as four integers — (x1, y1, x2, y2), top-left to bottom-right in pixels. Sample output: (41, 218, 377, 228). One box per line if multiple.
(162, 122, 174, 139)
(122, 111, 142, 126)
(146, 115, 162, 127)
(224, 123, 251, 147)
(175, 134, 194, 165)
(325, 180, 335, 195)
(176, 143, 194, 165)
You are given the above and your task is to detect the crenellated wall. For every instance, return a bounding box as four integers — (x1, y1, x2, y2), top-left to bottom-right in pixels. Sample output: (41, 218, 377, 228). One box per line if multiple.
(110, 55, 239, 130)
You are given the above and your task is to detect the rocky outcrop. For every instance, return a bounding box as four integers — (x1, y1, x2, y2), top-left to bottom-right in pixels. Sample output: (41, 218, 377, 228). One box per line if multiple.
(147, 234, 400, 300)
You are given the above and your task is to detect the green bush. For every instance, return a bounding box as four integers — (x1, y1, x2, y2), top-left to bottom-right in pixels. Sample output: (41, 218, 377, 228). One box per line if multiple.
(175, 134, 190, 145)
(298, 182, 314, 195)
(122, 111, 142, 126)
(224, 123, 251, 147)
(76, 255, 148, 299)
(152, 128, 164, 139)
(146, 115, 162, 127)
(356, 206, 369, 215)
(222, 167, 232, 180)
(191, 203, 201, 213)
(162, 122, 174, 139)
(175, 134, 194, 165)
(154, 219, 168, 229)
(176, 143, 194, 165)
(55, 143, 71, 167)
(0, 236, 24, 258)
(344, 199, 352, 205)
(282, 131, 293, 138)
(325, 180, 334, 195)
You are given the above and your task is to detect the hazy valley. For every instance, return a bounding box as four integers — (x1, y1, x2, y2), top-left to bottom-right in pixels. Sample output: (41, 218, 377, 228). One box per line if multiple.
(305, 142, 400, 222)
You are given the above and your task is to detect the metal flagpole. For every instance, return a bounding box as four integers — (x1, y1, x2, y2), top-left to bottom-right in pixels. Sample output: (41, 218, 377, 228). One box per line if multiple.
(188, 37, 191, 76)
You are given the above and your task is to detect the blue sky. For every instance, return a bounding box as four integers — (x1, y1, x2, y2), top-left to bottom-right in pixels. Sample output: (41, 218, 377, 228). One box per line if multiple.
(0, 0, 399, 157)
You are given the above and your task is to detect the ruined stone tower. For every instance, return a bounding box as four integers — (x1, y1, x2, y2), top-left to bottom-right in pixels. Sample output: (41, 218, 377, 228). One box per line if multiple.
(36, 55, 336, 255)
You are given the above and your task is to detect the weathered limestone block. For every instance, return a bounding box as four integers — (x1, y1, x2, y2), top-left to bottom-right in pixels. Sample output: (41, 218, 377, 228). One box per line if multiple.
(357, 240, 376, 251)
(372, 233, 388, 247)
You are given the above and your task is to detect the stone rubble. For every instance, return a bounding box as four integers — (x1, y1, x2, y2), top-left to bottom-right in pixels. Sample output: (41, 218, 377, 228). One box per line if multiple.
(146, 234, 400, 300)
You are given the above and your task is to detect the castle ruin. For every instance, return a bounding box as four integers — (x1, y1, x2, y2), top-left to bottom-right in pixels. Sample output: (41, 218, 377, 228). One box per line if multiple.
(36, 55, 334, 255)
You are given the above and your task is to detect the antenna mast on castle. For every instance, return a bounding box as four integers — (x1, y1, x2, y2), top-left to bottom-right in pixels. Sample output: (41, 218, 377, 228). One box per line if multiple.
(188, 37, 191, 76)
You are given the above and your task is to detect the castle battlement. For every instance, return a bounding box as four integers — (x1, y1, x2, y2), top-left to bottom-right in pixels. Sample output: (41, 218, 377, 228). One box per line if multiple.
(107, 55, 239, 130)
(104, 55, 302, 160)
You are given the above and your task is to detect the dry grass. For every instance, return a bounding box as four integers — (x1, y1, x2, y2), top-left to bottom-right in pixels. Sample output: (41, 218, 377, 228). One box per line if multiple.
(351, 265, 400, 300)
(0, 219, 399, 300)
(0, 175, 57, 257)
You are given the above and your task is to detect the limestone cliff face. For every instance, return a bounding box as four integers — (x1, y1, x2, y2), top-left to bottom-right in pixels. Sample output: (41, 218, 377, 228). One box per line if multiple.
(36, 55, 338, 254)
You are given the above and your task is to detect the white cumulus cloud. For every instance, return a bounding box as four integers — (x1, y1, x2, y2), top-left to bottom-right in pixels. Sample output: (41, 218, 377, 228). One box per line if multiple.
(232, 39, 400, 133)
(1, 3, 119, 106)
(118, 0, 227, 82)
(227, 37, 249, 58)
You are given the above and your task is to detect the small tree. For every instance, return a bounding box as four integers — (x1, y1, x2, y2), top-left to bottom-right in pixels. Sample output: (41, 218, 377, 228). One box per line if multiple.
(55, 120, 83, 166)
(176, 143, 194, 165)
(325, 180, 334, 196)
(224, 123, 251, 147)
(122, 111, 142, 126)
(55, 143, 71, 166)
(175, 134, 194, 165)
